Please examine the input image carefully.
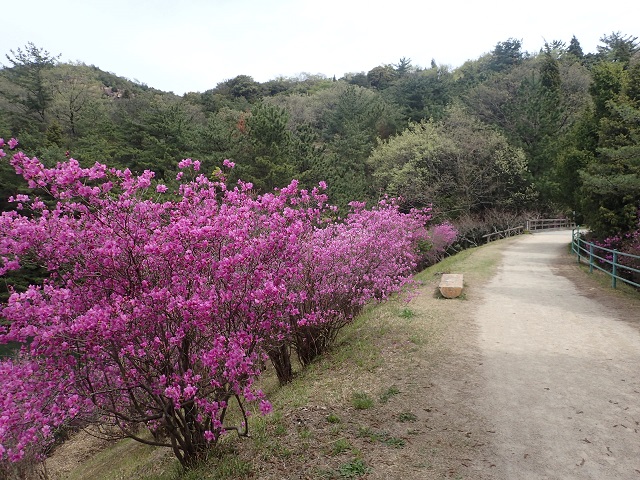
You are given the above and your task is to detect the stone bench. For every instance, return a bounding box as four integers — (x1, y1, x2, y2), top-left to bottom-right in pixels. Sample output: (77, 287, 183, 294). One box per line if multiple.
(439, 273, 464, 298)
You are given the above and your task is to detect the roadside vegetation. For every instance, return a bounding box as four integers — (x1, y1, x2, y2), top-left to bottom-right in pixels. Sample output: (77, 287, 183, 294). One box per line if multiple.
(41, 240, 507, 480)
(1, 30, 639, 477)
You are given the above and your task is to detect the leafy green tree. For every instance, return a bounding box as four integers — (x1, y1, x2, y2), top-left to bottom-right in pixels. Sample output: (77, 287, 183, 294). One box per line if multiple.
(508, 47, 563, 180)
(589, 61, 625, 120)
(0, 43, 60, 126)
(394, 57, 413, 77)
(231, 102, 296, 191)
(385, 65, 453, 122)
(368, 106, 535, 214)
(366, 65, 396, 90)
(580, 60, 640, 237)
(567, 35, 584, 59)
(48, 63, 104, 138)
(108, 92, 200, 177)
(219, 74, 263, 102)
(597, 32, 639, 65)
(464, 49, 592, 210)
(317, 85, 381, 206)
(489, 38, 525, 73)
(345, 72, 370, 88)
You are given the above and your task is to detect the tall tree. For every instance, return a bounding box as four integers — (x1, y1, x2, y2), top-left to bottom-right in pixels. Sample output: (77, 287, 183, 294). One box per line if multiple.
(385, 66, 453, 122)
(567, 35, 584, 59)
(489, 38, 525, 73)
(366, 65, 396, 90)
(394, 57, 413, 77)
(368, 106, 534, 214)
(231, 102, 297, 192)
(0, 43, 60, 126)
(579, 59, 640, 237)
(597, 32, 639, 65)
(48, 63, 104, 138)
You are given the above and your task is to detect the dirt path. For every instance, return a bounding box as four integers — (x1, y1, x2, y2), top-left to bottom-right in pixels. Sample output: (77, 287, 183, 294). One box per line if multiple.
(474, 231, 640, 479)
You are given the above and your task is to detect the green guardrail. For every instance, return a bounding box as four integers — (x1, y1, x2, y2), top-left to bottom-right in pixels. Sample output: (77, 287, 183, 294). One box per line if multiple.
(571, 228, 640, 289)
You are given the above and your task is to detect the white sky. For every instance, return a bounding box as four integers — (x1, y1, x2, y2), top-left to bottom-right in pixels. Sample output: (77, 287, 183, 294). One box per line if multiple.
(4, 0, 639, 95)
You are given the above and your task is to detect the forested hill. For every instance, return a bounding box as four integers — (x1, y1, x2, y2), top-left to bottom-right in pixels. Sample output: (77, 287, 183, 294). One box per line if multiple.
(1, 33, 639, 244)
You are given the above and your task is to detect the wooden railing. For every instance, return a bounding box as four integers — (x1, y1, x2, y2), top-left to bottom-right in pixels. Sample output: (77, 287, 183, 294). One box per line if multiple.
(482, 225, 524, 242)
(526, 218, 576, 231)
(481, 218, 576, 244)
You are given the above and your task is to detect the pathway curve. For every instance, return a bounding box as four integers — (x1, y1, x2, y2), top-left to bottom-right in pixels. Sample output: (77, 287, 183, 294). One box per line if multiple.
(474, 230, 640, 479)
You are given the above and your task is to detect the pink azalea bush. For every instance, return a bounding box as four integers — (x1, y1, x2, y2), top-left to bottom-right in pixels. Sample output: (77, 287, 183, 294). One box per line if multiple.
(0, 139, 438, 466)
(421, 222, 458, 266)
(0, 141, 325, 466)
(291, 200, 429, 365)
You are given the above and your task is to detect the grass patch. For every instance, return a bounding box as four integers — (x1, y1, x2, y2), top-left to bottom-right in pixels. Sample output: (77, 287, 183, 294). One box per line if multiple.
(61, 436, 174, 480)
(356, 426, 405, 448)
(180, 455, 252, 480)
(329, 438, 351, 456)
(351, 392, 374, 410)
(399, 307, 415, 318)
(379, 385, 400, 403)
(326, 413, 341, 424)
(382, 436, 406, 448)
(338, 458, 369, 478)
(575, 260, 640, 297)
(397, 412, 417, 422)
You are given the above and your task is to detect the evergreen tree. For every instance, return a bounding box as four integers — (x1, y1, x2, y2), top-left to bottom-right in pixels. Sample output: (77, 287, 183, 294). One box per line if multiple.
(580, 60, 640, 237)
(489, 38, 525, 72)
(597, 32, 639, 65)
(394, 57, 413, 77)
(0, 43, 60, 127)
(567, 35, 584, 59)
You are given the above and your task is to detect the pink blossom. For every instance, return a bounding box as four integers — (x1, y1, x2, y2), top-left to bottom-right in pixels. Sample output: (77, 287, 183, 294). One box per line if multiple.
(0, 145, 435, 465)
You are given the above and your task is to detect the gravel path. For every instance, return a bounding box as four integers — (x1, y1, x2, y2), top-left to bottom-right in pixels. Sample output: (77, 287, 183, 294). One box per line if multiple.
(475, 230, 640, 479)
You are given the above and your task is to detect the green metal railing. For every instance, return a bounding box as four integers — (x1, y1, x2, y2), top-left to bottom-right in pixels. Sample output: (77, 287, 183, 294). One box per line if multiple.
(571, 228, 640, 289)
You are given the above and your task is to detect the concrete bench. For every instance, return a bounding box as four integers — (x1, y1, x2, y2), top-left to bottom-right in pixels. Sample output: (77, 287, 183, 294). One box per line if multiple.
(439, 273, 464, 298)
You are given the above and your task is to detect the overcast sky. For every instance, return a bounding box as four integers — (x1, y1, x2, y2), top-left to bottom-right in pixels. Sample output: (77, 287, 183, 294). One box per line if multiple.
(5, 0, 639, 95)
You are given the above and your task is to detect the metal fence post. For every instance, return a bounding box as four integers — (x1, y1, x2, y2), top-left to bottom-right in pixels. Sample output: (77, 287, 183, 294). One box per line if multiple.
(589, 243, 594, 273)
(576, 227, 581, 263)
(612, 251, 618, 288)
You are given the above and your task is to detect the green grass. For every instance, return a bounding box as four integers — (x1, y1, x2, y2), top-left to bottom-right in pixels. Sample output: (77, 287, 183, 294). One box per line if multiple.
(329, 438, 351, 456)
(351, 392, 374, 410)
(399, 307, 415, 318)
(355, 426, 405, 448)
(338, 458, 369, 478)
(379, 385, 400, 403)
(326, 413, 341, 424)
(397, 412, 417, 422)
(62, 437, 173, 480)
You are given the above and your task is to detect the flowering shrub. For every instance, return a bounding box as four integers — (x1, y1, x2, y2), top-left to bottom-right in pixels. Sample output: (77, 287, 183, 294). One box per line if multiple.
(0, 139, 437, 466)
(289, 200, 430, 371)
(0, 140, 329, 466)
(419, 222, 458, 267)
(594, 210, 640, 282)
